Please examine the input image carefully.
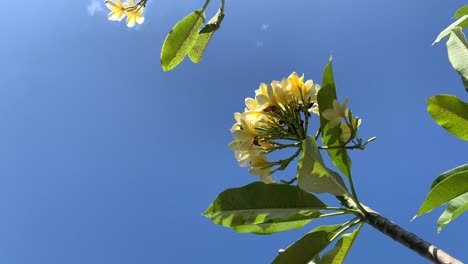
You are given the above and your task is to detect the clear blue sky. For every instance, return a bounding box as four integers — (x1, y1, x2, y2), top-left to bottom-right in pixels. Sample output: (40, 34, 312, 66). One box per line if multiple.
(1, 0, 467, 263)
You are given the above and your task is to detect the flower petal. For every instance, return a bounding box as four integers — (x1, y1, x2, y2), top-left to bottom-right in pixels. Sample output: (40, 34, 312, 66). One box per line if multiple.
(126, 15, 136, 27)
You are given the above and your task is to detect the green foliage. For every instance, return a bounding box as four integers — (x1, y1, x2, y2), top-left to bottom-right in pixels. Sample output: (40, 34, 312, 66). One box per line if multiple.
(297, 136, 349, 195)
(188, 8, 224, 63)
(454, 5, 468, 19)
(437, 193, 468, 233)
(160, 10, 206, 71)
(418, 8, 468, 234)
(447, 28, 468, 92)
(272, 224, 342, 264)
(430, 164, 468, 188)
(321, 123, 353, 178)
(317, 58, 337, 131)
(433, 7, 468, 45)
(203, 182, 330, 234)
(318, 226, 361, 264)
(415, 165, 468, 218)
(317, 58, 353, 178)
(427, 95, 468, 140)
(431, 165, 468, 232)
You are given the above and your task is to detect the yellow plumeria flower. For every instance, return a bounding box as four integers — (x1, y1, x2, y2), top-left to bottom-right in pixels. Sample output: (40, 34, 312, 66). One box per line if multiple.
(322, 98, 349, 127)
(255, 83, 275, 109)
(340, 113, 362, 142)
(235, 111, 263, 134)
(233, 148, 267, 167)
(105, 0, 126, 21)
(254, 80, 292, 110)
(287, 72, 320, 103)
(255, 81, 286, 109)
(248, 155, 275, 183)
(125, 0, 145, 28)
(271, 79, 292, 107)
(229, 111, 264, 151)
(288, 72, 305, 93)
(244, 97, 263, 112)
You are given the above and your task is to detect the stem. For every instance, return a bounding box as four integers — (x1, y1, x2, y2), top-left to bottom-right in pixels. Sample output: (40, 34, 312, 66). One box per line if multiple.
(322, 207, 361, 215)
(318, 144, 362, 150)
(280, 176, 297, 184)
(329, 217, 361, 242)
(348, 176, 366, 213)
(340, 196, 463, 264)
(314, 127, 322, 140)
(126, 0, 147, 11)
(301, 102, 310, 140)
(201, 0, 211, 12)
(270, 142, 300, 150)
(316, 211, 351, 219)
(274, 148, 302, 171)
(266, 137, 300, 142)
(220, 0, 225, 12)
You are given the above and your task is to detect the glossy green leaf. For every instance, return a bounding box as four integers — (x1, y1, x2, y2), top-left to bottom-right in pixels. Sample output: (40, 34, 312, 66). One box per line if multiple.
(415, 170, 468, 218)
(433, 16, 468, 44)
(297, 137, 348, 196)
(160, 10, 205, 71)
(273, 224, 342, 264)
(454, 6, 468, 18)
(317, 58, 352, 178)
(203, 182, 328, 234)
(318, 226, 361, 264)
(431, 164, 468, 189)
(427, 95, 468, 140)
(188, 8, 224, 63)
(438, 192, 468, 233)
(447, 28, 468, 92)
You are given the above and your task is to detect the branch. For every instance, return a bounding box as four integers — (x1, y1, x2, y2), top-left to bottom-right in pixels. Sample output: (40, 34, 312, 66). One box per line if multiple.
(339, 195, 463, 264)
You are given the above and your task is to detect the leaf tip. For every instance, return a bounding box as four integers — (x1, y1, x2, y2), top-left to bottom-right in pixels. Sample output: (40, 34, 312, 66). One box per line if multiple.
(161, 65, 170, 72)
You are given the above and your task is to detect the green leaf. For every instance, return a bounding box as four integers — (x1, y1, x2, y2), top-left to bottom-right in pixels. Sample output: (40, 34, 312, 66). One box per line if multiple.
(433, 16, 468, 44)
(160, 10, 206, 71)
(203, 182, 328, 234)
(272, 224, 342, 264)
(318, 57, 338, 129)
(431, 164, 468, 189)
(454, 6, 468, 18)
(415, 170, 468, 218)
(317, 58, 352, 178)
(321, 123, 353, 178)
(188, 8, 224, 63)
(297, 137, 349, 196)
(447, 28, 468, 92)
(437, 192, 468, 233)
(318, 226, 361, 264)
(427, 95, 468, 140)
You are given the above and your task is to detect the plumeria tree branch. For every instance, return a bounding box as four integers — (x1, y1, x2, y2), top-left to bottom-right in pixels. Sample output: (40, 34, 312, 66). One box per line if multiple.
(339, 195, 463, 264)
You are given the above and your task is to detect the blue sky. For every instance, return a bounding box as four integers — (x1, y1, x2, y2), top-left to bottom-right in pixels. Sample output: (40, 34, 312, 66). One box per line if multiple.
(1, 0, 467, 263)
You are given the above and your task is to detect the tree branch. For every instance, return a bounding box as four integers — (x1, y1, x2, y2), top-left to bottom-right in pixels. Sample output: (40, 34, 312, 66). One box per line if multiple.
(339, 195, 464, 264)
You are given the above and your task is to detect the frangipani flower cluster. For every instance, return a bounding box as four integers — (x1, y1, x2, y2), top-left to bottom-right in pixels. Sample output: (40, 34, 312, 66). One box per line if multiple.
(229, 72, 364, 183)
(106, 0, 145, 28)
(228, 73, 321, 183)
